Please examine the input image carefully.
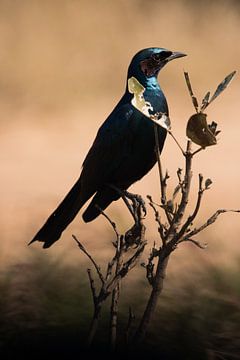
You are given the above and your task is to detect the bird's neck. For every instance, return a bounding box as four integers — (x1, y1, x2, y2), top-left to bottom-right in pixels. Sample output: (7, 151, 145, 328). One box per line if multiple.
(125, 74, 161, 94)
(144, 76, 161, 90)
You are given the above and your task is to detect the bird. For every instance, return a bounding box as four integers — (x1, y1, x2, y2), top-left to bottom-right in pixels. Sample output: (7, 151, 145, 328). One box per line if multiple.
(30, 47, 186, 248)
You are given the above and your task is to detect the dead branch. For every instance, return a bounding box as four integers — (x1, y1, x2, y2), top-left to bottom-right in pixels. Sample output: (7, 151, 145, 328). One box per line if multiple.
(110, 235, 124, 350)
(133, 128, 240, 345)
(72, 235, 105, 285)
(176, 173, 205, 240)
(87, 268, 97, 306)
(154, 123, 172, 225)
(179, 238, 207, 249)
(95, 204, 119, 238)
(125, 307, 135, 345)
(183, 209, 240, 239)
(73, 193, 146, 348)
(76, 70, 239, 350)
(147, 195, 166, 243)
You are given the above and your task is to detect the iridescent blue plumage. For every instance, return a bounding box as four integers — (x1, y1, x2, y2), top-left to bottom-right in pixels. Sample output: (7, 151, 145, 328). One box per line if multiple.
(30, 47, 186, 247)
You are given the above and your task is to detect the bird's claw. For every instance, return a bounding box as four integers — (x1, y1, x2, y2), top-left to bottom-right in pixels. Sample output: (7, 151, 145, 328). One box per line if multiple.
(123, 190, 147, 217)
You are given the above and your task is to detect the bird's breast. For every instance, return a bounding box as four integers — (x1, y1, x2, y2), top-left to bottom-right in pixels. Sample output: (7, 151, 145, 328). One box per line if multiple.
(143, 88, 169, 115)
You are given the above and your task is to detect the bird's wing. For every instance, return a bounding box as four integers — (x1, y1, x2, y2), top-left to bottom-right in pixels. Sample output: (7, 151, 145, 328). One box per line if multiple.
(80, 103, 135, 193)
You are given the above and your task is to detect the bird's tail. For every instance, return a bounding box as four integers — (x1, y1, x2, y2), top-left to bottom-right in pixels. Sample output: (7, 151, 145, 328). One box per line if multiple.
(82, 186, 120, 222)
(29, 179, 90, 248)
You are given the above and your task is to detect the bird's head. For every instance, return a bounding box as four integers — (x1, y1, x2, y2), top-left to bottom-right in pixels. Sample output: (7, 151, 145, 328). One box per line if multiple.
(127, 47, 186, 86)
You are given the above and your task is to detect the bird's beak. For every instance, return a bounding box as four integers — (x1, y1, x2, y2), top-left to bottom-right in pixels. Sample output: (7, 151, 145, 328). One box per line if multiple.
(167, 51, 187, 62)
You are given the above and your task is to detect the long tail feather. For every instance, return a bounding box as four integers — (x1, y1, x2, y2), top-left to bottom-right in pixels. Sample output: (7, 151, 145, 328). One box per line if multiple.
(30, 179, 90, 248)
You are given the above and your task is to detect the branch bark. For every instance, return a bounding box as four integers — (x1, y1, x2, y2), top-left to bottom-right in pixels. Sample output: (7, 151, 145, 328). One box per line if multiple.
(133, 249, 170, 343)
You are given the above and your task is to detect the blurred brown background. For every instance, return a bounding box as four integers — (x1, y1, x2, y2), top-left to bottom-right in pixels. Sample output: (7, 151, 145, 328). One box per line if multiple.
(0, 0, 240, 271)
(1, 1, 240, 357)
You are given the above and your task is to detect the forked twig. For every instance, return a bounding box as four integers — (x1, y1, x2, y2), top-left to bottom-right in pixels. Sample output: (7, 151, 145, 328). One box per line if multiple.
(73, 195, 146, 348)
(184, 209, 240, 240)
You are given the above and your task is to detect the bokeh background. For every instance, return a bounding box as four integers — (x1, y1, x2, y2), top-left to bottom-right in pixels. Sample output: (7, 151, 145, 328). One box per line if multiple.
(0, 0, 240, 358)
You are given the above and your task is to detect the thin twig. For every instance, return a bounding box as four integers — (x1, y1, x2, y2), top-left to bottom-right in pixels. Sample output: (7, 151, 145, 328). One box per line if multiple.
(72, 235, 105, 285)
(108, 184, 136, 221)
(125, 307, 135, 345)
(168, 130, 185, 155)
(154, 124, 166, 204)
(179, 238, 207, 249)
(185, 209, 240, 239)
(192, 146, 204, 156)
(154, 123, 172, 225)
(87, 268, 97, 305)
(95, 204, 119, 238)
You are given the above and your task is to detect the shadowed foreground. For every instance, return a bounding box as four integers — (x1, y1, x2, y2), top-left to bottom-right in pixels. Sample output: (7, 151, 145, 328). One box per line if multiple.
(1, 252, 240, 359)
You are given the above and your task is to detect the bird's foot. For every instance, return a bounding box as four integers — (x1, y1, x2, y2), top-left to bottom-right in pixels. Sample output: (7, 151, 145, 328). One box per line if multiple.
(122, 190, 147, 217)
(107, 184, 147, 218)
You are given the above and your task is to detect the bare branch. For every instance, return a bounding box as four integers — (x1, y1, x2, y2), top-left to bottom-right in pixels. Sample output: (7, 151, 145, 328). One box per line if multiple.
(133, 250, 170, 344)
(125, 307, 135, 345)
(108, 183, 136, 220)
(177, 167, 183, 185)
(95, 204, 119, 238)
(105, 255, 118, 282)
(145, 244, 160, 286)
(154, 123, 166, 205)
(185, 209, 240, 239)
(107, 241, 147, 293)
(154, 123, 172, 224)
(168, 130, 185, 155)
(166, 140, 193, 238)
(177, 173, 204, 240)
(110, 235, 124, 349)
(87, 268, 98, 305)
(179, 238, 207, 249)
(147, 195, 166, 243)
(72, 234, 105, 285)
(192, 146, 204, 156)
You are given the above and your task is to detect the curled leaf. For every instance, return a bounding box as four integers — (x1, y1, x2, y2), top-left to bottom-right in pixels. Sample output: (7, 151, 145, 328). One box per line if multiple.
(205, 178, 213, 189)
(186, 113, 218, 148)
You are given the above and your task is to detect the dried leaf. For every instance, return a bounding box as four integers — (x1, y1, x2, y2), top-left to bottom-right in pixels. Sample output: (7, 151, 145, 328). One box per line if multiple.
(205, 178, 213, 189)
(200, 91, 211, 111)
(208, 121, 221, 136)
(208, 71, 236, 106)
(184, 72, 199, 112)
(186, 113, 217, 147)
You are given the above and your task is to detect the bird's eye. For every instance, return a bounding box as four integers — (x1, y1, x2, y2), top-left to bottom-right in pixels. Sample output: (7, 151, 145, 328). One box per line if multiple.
(152, 51, 172, 61)
(152, 53, 161, 61)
